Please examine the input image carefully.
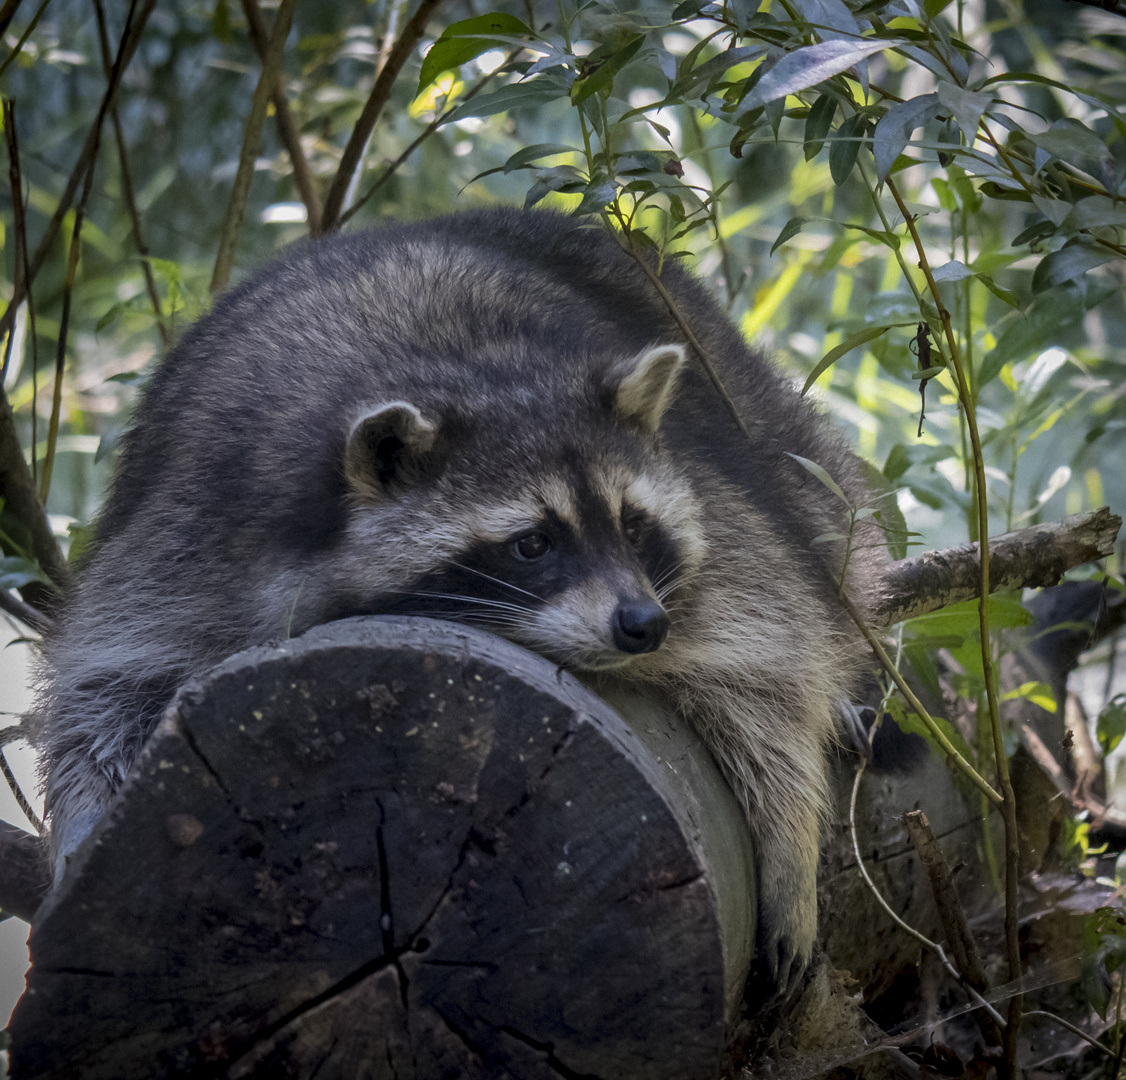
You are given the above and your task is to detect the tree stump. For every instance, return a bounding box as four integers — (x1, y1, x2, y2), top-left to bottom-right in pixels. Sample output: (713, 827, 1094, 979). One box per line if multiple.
(9, 616, 755, 1080)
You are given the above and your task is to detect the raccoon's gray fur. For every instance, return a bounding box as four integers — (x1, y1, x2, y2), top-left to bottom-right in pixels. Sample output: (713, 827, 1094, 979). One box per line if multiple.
(37, 208, 880, 988)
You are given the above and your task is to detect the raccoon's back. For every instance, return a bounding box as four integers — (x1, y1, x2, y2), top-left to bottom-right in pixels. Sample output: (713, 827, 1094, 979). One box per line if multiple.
(95, 210, 865, 586)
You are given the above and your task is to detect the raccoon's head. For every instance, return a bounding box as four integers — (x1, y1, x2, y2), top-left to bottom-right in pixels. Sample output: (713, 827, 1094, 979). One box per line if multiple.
(337, 343, 704, 672)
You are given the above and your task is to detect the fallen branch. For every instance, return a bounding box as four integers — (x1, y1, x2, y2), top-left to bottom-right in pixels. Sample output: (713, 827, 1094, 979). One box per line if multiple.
(870, 508, 1122, 628)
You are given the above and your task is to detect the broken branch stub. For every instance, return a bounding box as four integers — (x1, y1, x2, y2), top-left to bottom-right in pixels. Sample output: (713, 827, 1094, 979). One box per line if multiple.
(9, 615, 754, 1080)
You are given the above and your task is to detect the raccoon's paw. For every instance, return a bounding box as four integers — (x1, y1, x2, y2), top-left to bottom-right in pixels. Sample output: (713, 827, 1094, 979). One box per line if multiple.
(759, 896, 816, 997)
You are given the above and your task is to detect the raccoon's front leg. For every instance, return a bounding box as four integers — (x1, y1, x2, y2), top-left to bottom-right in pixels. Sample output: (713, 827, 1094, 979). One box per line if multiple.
(744, 794, 820, 992)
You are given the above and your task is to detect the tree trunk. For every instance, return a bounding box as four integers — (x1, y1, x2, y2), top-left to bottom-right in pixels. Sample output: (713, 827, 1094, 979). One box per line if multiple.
(9, 615, 755, 1080)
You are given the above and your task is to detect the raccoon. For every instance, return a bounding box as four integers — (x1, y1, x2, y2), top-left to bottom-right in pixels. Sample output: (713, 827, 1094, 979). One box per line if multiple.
(37, 208, 880, 989)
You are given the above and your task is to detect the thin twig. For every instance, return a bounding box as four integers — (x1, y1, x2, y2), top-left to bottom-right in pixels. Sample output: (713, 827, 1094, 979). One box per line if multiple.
(92, 0, 167, 344)
(1, 98, 26, 389)
(319, 0, 448, 233)
(0, 0, 156, 344)
(840, 589, 1001, 803)
(620, 235, 751, 439)
(0, 588, 51, 634)
(210, 0, 298, 293)
(41, 0, 142, 501)
(886, 173, 1022, 1077)
(0, 748, 43, 835)
(1023, 1010, 1114, 1057)
(0, 0, 50, 81)
(338, 53, 512, 227)
(241, 0, 322, 233)
(0, 0, 25, 38)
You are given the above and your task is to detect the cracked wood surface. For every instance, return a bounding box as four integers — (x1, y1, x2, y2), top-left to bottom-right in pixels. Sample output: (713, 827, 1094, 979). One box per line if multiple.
(9, 616, 754, 1080)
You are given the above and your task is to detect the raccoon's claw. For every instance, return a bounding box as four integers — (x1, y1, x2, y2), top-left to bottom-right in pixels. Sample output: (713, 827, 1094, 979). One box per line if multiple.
(761, 921, 813, 999)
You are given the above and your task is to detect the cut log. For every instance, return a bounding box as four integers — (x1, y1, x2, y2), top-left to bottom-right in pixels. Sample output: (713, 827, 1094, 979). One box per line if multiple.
(9, 615, 755, 1080)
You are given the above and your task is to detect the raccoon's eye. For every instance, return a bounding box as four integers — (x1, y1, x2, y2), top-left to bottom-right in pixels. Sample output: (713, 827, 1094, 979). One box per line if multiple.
(622, 510, 647, 546)
(512, 532, 552, 561)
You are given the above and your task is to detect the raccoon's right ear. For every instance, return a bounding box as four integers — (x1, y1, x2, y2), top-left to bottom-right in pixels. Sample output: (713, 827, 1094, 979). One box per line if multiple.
(344, 402, 441, 498)
(610, 343, 687, 433)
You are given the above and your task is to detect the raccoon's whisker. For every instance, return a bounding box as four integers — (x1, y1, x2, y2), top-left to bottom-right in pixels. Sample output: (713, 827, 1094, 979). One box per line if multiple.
(396, 591, 536, 618)
(443, 561, 546, 604)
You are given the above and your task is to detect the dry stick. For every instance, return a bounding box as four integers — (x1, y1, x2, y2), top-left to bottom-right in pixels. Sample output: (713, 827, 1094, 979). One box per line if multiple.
(318, 0, 448, 233)
(0, 587, 51, 634)
(886, 175, 1022, 1077)
(92, 0, 167, 345)
(338, 55, 513, 227)
(0, 0, 156, 344)
(869, 508, 1122, 627)
(241, 0, 321, 233)
(0, 0, 25, 38)
(210, 0, 298, 293)
(904, 809, 1002, 1046)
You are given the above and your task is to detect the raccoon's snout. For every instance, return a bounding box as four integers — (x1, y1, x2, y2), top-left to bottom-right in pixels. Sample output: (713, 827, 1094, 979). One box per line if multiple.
(612, 598, 669, 655)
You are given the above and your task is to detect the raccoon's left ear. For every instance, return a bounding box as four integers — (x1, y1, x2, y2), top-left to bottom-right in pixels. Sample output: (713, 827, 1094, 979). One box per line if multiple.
(344, 401, 441, 499)
(611, 343, 687, 433)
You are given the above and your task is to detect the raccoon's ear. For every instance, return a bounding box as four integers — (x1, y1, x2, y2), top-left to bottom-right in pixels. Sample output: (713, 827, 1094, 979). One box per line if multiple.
(345, 401, 440, 497)
(611, 344, 687, 433)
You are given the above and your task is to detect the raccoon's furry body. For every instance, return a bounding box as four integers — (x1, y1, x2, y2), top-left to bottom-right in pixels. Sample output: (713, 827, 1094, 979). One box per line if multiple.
(38, 208, 879, 986)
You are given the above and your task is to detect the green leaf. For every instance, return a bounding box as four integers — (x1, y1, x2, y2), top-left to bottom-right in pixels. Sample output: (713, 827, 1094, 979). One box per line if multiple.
(974, 273, 1020, 309)
(785, 453, 849, 504)
(829, 113, 866, 185)
(417, 13, 532, 94)
(803, 93, 838, 160)
(935, 82, 992, 142)
(883, 442, 953, 484)
(885, 695, 973, 769)
(739, 39, 901, 113)
(66, 522, 94, 565)
(501, 143, 577, 174)
(771, 215, 808, 256)
(570, 36, 644, 105)
(1032, 243, 1112, 293)
(1061, 196, 1126, 232)
(1098, 694, 1126, 756)
(802, 324, 894, 393)
(931, 259, 972, 282)
(1001, 681, 1057, 713)
(446, 79, 564, 121)
(873, 93, 939, 182)
(0, 555, 51, 591)
(904, 594, 1034, 638)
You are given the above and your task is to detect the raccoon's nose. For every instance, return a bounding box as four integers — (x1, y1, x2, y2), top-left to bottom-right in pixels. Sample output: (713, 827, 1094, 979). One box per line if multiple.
(612, 599, 669, 654)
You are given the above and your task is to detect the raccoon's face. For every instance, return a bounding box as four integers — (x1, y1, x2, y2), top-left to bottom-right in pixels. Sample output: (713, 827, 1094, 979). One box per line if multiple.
(337, 343, 704, 672)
